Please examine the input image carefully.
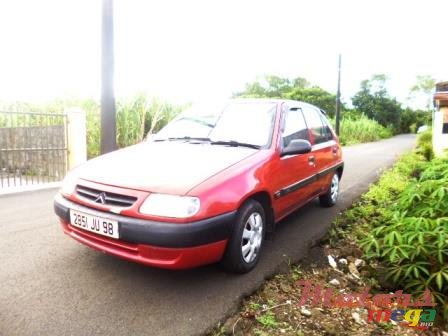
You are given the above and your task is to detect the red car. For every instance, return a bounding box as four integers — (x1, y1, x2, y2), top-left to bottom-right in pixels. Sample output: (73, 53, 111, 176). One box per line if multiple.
(54, 99, 343, 273)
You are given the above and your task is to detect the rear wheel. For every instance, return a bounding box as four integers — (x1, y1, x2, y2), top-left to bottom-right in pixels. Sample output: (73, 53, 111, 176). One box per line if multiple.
(222, 200, 265, 273)
(319, 173, 339, 207)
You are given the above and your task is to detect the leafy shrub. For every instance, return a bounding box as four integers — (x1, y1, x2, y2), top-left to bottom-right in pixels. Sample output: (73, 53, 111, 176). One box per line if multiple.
(416, 129, 434, 161)
(359, 156, 448, 317)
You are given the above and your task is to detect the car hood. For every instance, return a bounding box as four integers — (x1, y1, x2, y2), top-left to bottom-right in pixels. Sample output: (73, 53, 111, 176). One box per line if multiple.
(77, 141, 257, 195)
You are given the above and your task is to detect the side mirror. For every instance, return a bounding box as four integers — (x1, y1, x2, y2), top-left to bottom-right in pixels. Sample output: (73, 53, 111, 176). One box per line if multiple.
(281, 139, 312, 156)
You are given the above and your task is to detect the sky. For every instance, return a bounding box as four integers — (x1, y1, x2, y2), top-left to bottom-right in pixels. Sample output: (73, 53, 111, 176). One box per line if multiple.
(0, 0, 447, 109)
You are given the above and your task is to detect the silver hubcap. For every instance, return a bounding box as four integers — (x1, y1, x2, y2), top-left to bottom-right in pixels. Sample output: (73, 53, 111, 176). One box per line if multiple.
(241, 212, 263, 263)
(330, 174, 339, 202)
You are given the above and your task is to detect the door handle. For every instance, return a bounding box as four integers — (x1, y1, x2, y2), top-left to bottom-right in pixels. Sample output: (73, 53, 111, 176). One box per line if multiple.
(332, 146, 338, 155)
(308, 155, 315, 166)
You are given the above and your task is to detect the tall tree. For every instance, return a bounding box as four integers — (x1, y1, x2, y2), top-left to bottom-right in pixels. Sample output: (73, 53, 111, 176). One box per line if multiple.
(409, 75, 436, 110)
(352, 74, 402, 129)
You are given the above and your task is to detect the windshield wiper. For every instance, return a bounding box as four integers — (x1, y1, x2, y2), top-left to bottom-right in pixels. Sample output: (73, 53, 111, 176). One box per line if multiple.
(153, 137, 261, 149)
(153, 136, 211, 142)
(210, 140, 261, 149)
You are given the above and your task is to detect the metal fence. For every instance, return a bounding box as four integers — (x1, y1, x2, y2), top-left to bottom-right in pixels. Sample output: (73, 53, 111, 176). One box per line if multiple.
(0, 111, 68, 188)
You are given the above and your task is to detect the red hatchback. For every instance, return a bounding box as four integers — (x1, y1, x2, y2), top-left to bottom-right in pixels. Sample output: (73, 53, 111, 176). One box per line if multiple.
(54, 99, 343, 273)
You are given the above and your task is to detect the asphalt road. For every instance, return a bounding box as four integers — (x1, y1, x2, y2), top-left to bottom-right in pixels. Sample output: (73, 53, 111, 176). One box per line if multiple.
(0, 134, 415, 336)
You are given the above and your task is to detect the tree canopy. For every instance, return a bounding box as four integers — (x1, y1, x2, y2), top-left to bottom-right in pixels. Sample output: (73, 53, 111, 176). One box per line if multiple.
(409, 75, 436, 110)
(236, 73, 433, 134)
(235, 75, 338, 117)
(352, 74, 402, 129)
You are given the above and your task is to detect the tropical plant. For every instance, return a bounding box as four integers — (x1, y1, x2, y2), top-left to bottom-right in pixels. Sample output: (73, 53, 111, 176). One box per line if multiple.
(359, 157, 448, 317)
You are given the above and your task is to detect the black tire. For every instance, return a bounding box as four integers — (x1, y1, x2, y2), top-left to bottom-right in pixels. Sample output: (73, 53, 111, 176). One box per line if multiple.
(221, 200, 266, 273)
(319, 172, 340, 207)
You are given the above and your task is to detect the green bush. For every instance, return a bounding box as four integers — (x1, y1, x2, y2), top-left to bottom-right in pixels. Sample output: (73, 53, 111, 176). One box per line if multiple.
(416, 129, 434, 161)
(399, 108, 431, 134)
(358, 155, 448, 318)
(417, 129, 432, 145)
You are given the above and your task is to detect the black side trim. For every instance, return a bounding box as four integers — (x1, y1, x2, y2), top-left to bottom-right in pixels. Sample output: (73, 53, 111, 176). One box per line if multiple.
(316, 162, 344, 179)
(274, 162, 344, 199)
(54, 194, 236, 248)
(274, 175, 317, 199)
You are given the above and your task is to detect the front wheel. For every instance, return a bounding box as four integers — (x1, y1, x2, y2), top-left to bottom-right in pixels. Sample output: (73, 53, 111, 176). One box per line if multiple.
(221, 200, 265, 273)
(319, 173, 340, 207)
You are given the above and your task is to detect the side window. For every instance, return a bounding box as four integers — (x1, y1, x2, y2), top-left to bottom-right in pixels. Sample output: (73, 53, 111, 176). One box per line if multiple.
(442, 107, 448, 134)
(282, 109, 309, 147)
(303, 107, 328, 144)
(320, 114, 335, 141)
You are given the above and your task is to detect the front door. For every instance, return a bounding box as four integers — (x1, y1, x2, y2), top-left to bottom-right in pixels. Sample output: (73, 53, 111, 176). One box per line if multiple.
(271, 107, 319, 220)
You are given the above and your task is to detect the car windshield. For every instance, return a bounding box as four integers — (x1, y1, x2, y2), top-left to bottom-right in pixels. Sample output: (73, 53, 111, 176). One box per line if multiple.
(152, 101, 277, 147)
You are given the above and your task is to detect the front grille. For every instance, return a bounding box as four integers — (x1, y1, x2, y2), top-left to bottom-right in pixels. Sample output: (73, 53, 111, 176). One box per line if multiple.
(75, 185, 137, 207)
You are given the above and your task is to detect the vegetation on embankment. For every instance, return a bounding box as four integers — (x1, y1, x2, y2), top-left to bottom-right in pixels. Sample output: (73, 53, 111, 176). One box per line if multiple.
(211, 130, 447, 335)
(350, 130, 447, 317)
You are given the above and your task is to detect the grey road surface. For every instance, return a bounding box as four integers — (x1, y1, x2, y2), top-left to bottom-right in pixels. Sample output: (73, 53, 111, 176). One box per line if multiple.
(0, 134, 415, 336)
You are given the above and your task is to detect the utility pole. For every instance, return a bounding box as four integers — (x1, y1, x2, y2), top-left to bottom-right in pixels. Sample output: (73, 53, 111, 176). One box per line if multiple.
(101, 0, 117, 154)
(335, 54, 342, 136)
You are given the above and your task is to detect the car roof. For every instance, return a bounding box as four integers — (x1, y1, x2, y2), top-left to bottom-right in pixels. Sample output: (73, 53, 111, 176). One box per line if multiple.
(229, 98, 326, 114)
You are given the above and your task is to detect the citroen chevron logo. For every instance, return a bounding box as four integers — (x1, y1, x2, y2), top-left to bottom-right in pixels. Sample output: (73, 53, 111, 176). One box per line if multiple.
(94, 192, 107, 204)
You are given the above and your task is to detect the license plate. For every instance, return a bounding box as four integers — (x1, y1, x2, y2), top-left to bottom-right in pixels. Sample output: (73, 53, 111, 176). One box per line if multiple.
(69, 209, 119, 239)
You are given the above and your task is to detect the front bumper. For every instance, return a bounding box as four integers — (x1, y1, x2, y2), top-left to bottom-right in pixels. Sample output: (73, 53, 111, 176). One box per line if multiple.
(54, 194, 236, 269)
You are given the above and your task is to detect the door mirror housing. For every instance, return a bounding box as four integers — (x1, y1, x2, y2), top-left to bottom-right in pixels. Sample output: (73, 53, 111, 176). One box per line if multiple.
(281, 139, 312, 156)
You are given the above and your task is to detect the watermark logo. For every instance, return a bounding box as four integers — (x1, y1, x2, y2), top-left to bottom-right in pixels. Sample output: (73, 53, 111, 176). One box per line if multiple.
(367, 309, 436, 329)
(295, 280, 437, 330)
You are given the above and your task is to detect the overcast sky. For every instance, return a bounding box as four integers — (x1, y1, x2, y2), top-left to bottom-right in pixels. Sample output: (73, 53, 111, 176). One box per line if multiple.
(0, 0, 447, 108)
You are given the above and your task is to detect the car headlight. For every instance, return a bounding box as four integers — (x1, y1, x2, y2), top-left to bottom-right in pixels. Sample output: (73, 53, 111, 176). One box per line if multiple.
(60, 172, 78, 196)
(139, 194, 200, 218)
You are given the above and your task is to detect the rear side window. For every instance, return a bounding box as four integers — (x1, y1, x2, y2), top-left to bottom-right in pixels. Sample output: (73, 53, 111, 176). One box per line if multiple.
(303, 107, 331, 144)
(320, 114, 334, 142)
(282, 109, 309, 147)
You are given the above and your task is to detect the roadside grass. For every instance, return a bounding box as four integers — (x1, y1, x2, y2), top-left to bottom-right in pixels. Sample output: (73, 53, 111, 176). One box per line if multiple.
(331, 114, 394, 146)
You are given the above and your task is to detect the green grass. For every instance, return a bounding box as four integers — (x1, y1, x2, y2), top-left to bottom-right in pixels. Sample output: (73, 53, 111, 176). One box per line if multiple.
(256, 311, 278, 329)
(86, 95, 183, 158)
(332, 114, 393, 146)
